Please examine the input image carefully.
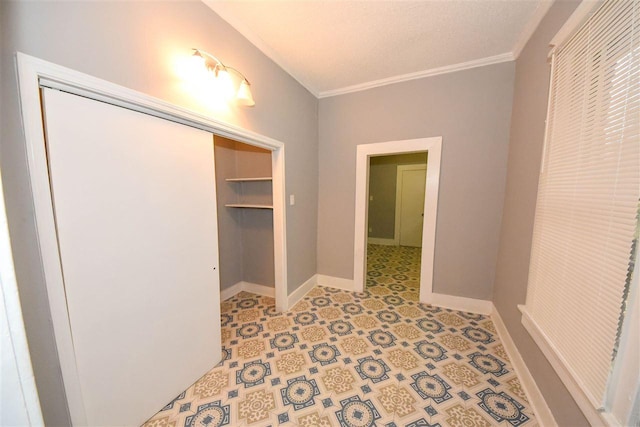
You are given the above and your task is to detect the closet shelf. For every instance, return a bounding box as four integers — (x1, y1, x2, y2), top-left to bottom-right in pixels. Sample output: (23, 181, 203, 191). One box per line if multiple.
(225, 203, 274, 210)
(225, 177, 272, 182)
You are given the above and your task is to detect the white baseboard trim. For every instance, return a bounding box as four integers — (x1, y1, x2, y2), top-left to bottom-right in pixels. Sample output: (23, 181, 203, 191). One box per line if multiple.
(242, 281, 276, 298)
(426, 292, 493, 315)
(316, 274, 355, 291)
(287, 274, 318, 308)
(220, 282, 243, 301)
(367, 238, 397, 246)
(312, 275, 492, 315)
(491, 305, 557, 427)
(220, 281, 275, 301)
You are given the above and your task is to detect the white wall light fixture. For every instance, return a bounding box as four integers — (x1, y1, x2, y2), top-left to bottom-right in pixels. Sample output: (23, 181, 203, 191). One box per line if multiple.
(190, 49, 255, 107)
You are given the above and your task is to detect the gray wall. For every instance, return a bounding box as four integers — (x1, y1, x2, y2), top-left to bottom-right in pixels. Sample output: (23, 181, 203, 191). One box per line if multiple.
(318, 62, 515, 300)
(241, 208, 276, 286)
(214, 138, 245, 291)
(0, 2, 317, 424)
(234, 141, 276, 287)
(214, 137, 275, 291)
(368, 153, 427, 239)
(492, 1, 588, 425)
(234, 142, 276, 287)
(214, 137, 275, 290)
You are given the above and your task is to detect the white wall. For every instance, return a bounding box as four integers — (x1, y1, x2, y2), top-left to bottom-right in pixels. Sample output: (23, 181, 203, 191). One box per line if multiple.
(0, 170, 42, 425)
(1, 292, 33, 426)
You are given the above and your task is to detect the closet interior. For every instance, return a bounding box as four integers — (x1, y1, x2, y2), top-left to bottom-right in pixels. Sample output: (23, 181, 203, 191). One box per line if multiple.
(213, 136, 276, 294)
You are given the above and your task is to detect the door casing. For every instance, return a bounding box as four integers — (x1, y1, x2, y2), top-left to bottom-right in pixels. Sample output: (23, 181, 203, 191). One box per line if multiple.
(353, 137, 442, 304)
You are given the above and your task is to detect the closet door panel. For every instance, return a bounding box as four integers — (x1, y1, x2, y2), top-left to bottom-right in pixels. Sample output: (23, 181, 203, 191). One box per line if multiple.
(42, 89, 221, 426)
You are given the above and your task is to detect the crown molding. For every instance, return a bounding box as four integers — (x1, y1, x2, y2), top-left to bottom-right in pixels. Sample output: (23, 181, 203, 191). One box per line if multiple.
(512, 0, 555, 59)
(203, 0, 549, 99)
(203, 0, 321, 98)
(317, 53, 514, 98)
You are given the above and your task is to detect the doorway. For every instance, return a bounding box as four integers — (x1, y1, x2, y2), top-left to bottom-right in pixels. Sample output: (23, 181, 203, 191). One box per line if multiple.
(353, 137, 442, 304)
(366, 154, 427, 299)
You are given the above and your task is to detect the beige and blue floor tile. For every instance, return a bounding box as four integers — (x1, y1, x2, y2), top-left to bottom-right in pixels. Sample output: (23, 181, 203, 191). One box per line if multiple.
(143, 245, 536, 426)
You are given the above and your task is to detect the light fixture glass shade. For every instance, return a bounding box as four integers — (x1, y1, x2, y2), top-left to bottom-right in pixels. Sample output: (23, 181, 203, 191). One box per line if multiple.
(214, 67, 236, 100)
(188, 48, 255, 107)
(236, 80, 255, 107)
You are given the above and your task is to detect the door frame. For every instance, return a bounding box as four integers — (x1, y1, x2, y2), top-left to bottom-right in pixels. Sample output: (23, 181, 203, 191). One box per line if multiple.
(353, 137, 442, 304)
(394, 164, 427, 246)
(16, 52, 289, 425)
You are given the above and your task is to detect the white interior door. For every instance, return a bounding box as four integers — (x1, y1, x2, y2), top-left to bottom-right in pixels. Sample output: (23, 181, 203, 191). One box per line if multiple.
(42, 89, 221, 426)
(397, 165, 427, 247)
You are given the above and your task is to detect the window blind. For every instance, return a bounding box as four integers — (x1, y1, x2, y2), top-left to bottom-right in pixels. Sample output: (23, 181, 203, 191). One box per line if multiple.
(525, 0, 639, 409)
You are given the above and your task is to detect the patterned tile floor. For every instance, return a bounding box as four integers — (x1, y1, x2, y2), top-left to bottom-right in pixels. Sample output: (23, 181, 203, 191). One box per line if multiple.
(143, 246, 536, 427)
(366, 244, 422, 294)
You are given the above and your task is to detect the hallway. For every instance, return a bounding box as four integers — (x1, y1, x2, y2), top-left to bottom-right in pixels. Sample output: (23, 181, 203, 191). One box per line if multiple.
(367, 244, 422, 299)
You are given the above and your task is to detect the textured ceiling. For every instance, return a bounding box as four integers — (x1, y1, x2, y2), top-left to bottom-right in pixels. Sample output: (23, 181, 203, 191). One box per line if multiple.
(204, 1, 546, 97)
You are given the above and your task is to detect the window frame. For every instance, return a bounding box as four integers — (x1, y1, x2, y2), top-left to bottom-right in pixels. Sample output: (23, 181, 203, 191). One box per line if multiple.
(519, 1, 640, 425)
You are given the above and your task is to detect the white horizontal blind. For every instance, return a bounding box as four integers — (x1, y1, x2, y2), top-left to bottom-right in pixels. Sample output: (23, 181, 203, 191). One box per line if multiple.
(526, 0, 639, 408)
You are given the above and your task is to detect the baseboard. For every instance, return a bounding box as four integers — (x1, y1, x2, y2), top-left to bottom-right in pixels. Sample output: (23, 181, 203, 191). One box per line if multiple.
(241, 281, 275, 298)
(367, 237, 397, 246)
(316, 274, 355, 291)
(220, 282, 243, 301)
(287, 274, 318, 308)
(492, 305, 557, 427)
(312, 276, 491, 315)
(220, 281, 275, 301)
(427, 292, 493, 315)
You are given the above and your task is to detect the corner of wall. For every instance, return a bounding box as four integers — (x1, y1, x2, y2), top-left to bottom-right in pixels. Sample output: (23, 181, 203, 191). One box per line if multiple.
(490, 1, 588, 425)
(491, 304, 558, 426)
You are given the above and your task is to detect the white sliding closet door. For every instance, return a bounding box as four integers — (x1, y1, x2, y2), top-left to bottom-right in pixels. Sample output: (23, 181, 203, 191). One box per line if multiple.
(42, 89, 221, 426)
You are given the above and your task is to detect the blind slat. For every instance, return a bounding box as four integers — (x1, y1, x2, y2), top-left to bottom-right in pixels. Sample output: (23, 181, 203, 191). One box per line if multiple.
(525, 0, 639, 408)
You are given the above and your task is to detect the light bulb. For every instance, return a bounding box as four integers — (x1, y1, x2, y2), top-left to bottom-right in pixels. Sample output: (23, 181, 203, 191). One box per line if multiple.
(189, 51, 209, 83)
(214, 67, 236, 100)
